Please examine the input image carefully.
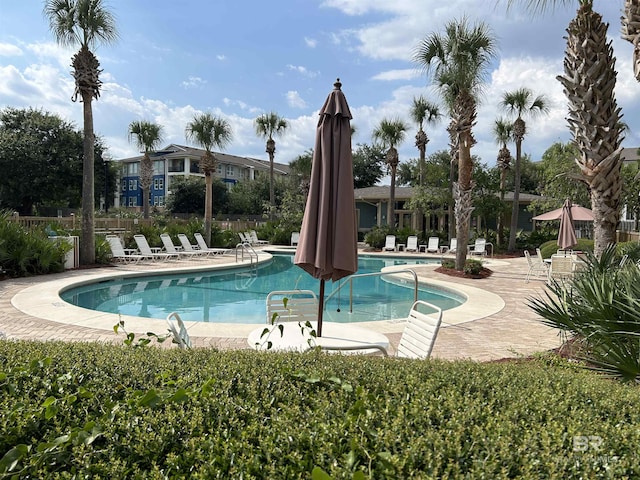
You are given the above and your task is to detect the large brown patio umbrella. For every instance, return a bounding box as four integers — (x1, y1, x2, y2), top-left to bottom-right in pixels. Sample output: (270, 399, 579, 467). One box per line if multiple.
(294, 79, 358, 337)
(557, 198, 579, 250)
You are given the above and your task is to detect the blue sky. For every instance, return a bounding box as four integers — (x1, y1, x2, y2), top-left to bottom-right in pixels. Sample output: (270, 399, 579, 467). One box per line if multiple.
(0, 0, 637, 182)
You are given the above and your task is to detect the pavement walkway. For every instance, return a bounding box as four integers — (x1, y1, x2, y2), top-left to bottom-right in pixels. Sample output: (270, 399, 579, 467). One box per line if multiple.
(0, 250, 562, 361)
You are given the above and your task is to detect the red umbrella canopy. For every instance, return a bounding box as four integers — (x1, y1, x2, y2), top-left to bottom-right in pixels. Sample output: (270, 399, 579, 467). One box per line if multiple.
(294, 79, 358, 282)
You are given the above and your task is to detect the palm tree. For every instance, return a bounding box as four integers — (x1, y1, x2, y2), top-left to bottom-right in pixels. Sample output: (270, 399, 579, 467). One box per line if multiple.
(414, 17, 497, 270)
(500, 88, 549, 252)
(128, 121, 163, 219)
(44, 0, 117, 265)
(254, 112, 288, 217)
(622, 0, 640, 81)
(372, 118, 408, 227)
(185, 113, 233, 246)
(410, 96, 442, 186)
(509, 0, 624, 256)
(492, 118, 514, 247)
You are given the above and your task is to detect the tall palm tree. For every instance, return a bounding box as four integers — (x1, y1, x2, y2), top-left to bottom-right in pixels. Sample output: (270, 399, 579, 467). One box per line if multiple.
(128, 121, 163, 219)
(492, 118, 514, 247)
(254, 112, 288, 217)
(622, 0, 640, 81)
(500, 88, 549, 252)
(44, 0, 117, 265)
(185, 113, 233, 246)
(414, 17, 497, 270)
(410, 96, 442, 186)
(509, 0, 624, 256)
(372, 118, 408, 227)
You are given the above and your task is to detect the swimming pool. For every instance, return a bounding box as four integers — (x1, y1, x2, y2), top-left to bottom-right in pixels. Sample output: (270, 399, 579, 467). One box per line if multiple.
(60, 254, 465, 324)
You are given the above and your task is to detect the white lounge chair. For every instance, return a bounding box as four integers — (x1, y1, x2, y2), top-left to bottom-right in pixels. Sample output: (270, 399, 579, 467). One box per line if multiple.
(248, 230, 268, 246)
(193, 233, 233, 255)
(266, 290, 319, 324)
(468, 238, 487, 257)
(105, 235, 148, 263)
(134, 234, 178, 261)
(177, 234, 209, 256)
(166, 312, 192, 349)
(383, 235, 396, 252)
(406, 235, 418, 252)
(160, 233, 200, 259)
(238, 232, 251, 245)
(524, 250, 549, 283)
(291, 232, 300, 246)
(446, 238, 457, 254)
(321, 300, 443, 358)
(426, 237, 440, 253)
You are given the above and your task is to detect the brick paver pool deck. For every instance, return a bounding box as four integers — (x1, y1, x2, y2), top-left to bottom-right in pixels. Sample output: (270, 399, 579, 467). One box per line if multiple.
(0, 250, 562, 361)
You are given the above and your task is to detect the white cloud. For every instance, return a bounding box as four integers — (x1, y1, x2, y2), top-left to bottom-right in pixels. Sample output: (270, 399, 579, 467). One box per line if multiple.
(216, 54, 226, 61)
(286, 64, 319, 78)
(371, 69, 420, 81)
(0, 43, 22, 56)
(181, 76, 206, 89)
(286, 90, 307, 109)
(304, 37, 317, 48)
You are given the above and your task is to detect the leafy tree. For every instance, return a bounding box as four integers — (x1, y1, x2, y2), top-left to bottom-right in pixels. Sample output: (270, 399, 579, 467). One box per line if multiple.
(352, 143, 385, 188)
(166, 176, 205, 215)
(289, 149, 313, 195)
(414, 17, 497, 269)
(254, 112, 288, 215)
(44, 0, 118, 265)
(500, 87, 549, 252)
(128, 120, 163, 219)
(185, 113, 233, 246)
(530, 142, 590, 215)
(372, 118, 408, 226)
(620, 160, 640, 230)
(471, 162, 503, 236)
(0, 107, 113, 215)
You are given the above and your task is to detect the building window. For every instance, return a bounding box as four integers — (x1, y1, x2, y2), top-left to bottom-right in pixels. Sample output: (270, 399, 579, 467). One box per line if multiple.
(153, 178, 164, 191)
(226, 165, 234, 177)
(154, 195, 165, 207)
(168, 159, 185, 172)
(129, 179, 138, 191)
(190, 160, 200, 173)
(217, 164, 223, 176)
(121, 179, 126, 192)
(128, 197, 134, 207)
(127, 162, 139, 175)
(153, 159, 164, 175)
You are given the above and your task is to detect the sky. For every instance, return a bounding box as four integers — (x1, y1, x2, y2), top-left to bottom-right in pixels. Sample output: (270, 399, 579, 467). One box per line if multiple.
(1, 0, 638, 184)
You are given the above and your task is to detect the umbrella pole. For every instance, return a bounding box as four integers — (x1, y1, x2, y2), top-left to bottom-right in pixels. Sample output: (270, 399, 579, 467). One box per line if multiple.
(317, 279, 325, 337)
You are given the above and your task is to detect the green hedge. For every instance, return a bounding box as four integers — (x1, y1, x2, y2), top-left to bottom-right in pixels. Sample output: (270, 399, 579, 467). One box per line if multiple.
(1, 341, 639, 478)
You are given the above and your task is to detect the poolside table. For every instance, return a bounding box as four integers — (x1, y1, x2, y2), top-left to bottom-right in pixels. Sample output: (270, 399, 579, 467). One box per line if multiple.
(247, 321, 389, 354)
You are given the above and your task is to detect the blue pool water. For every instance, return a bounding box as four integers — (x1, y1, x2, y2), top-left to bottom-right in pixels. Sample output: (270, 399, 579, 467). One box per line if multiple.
(61, 254, 464, 324)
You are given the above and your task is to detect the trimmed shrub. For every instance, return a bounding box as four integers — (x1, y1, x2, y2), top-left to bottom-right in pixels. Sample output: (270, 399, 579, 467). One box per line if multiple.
(0, 342, 639, 478)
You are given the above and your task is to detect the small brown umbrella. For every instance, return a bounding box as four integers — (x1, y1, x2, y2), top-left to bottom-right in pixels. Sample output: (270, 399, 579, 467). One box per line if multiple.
(294, 79, 358, 337)
(557, 198, 578, 250)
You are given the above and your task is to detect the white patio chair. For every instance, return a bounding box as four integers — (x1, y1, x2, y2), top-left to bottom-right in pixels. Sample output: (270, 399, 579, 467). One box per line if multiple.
(160, 233, 200, 258)
(446, 238, 458, 254)
(321, 300, 443, 358)
(105, 235, 148, 263)
(134, 234, 178, 261)
(166, 312, 192, 349)
(468, 238, 487, 257)
(524, 250, 549, 283)
(291, 232, 300, 246)
(248, 230, 268, 246)
(426, 237, 440, 253)
(177, 234, 209, 256)
(194, 233, 232, 255)
(266, 290, 318, 324)
(406, 235, 419, 252)
(548, 254, 574, 285)
(383, 235, 396, 251)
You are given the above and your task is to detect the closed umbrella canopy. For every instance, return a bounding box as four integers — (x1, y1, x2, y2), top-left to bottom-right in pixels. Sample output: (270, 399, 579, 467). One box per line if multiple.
(294, 79, 358, 336)
(557, 198, 578, 250)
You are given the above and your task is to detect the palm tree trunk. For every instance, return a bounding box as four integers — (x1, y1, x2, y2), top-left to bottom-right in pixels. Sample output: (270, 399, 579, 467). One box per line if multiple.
(80, 93, 95, 265)
(204, 173, 213, 245)
(388, 165, 397, 227)
(497, 171, 506, 246)
(455, 132, 474, 271)
(268, 151, 275, 220)
(507, 139, 522, 252)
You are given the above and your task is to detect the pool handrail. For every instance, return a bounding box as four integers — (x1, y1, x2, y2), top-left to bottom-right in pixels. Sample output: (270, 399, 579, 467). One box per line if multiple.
(324, 269, 419, 314)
